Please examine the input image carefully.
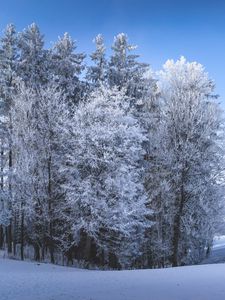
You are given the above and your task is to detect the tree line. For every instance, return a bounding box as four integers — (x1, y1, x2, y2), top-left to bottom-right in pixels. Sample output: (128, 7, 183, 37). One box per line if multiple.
(0, 23, 224, 269)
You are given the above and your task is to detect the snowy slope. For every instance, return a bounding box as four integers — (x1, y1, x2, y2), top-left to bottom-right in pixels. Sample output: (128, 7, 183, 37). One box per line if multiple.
(201, 235, 225, 264)
(213, 235, 225, 249)
(1, 259, 225, 300)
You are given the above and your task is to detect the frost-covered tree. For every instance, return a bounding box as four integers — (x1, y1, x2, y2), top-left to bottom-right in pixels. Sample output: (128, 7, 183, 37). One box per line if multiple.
(11, 81, 35, 259)
(86, 34, 107, 87)
(108, 33, 149, 100)
(158, 57, 224, 266)
(0, 23, 19, 253)
(12, 81, 71, 262)
(18, 23, 49, 88)
(61, 86, 151, 268)
(0, 24, 18, 111)
(29, 84, 71, 263)
(50, 33, 85, 104)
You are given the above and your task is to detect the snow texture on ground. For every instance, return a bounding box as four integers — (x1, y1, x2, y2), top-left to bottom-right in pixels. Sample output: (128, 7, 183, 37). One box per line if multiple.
(1, 258, 225, 300)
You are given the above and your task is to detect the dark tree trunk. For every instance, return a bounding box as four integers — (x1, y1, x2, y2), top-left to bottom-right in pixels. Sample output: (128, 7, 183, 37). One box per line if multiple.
(41, 246, 45, 261)
(34, 244, 40, 261)
(48, 155, 54, 264)
(20, 209, 24, 260)
(7, 223, 12, 254)
(13, 214, 17, 256)
(1, 138, 4, 190)
(171, 182, 185, 267)
(206, 245, 211, 258)
(99, 249, 105, 266)
(84, 235, 92, 261)
(0, 225, 4, 249)
(109, 252, 119, 269)
(7, 116, 13, 254)
(66, 248, 73, 266)
(50, 245, 55, 264)
(0, 140, 4, 250)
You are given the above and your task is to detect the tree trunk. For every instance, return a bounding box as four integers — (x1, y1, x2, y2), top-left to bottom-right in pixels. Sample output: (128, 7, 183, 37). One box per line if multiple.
(172, 182, 185, 267)
(84, 235, 92, 261)
(20, 209, 24, 260)
(0, 140, 4, 250)
(1, 138, 4, 190)
(99, 249, 105, 266)
(48, 155, 54, 264)
(7, 223, 12, 254)
(34, 244, 40, 261)
(41, 246, 45, 261)
(109, 252, 119, 269)
(7, 113, 13, 254)
(13, 214, 17, 256)
(0, 225, 3, 249)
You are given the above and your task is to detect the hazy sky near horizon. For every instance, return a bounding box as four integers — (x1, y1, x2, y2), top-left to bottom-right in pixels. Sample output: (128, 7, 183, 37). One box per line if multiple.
(0, 0, 224, 104)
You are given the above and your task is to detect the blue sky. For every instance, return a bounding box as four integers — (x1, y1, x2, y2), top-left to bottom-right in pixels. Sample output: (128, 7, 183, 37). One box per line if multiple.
(0, 0, 224, 104)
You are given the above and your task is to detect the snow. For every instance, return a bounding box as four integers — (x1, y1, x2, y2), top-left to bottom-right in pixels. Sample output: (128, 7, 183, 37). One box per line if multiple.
(213, 235, 225, 249)
(201, 235, 225, 265)
(1, 258, 225, 300)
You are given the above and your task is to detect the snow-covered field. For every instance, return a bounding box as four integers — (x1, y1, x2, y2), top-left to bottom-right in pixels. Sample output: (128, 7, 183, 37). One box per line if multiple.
(1, 258, 225, 300)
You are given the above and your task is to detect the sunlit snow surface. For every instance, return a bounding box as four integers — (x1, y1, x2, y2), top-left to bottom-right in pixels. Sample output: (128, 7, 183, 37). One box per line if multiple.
(1, 258, 225, 300)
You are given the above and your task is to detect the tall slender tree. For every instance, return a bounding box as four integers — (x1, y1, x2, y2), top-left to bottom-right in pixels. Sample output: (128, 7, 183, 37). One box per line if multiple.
(86, 34, 107, 88)
(18, 23, 49, 88)
(108, 33, 150, 101)
(50, 32, 85, 104)
(0, 23, 19, 254)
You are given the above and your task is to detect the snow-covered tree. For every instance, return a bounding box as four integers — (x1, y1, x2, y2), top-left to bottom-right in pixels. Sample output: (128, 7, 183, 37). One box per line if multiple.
(108, 33, 150, 101)
(50, 33, 85, 104)
(18, 23, 49, 88)
(86, 34, 107, 87)
(0, 23, 19, 253)
(61, 86, 151, 268)
(158, 57, 224, 266)
(11, 81, 71, 262)
(0, 24, 18, 111)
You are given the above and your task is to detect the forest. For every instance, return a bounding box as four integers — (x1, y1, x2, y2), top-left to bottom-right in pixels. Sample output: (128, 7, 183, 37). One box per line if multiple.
(0, 23, 224, 270)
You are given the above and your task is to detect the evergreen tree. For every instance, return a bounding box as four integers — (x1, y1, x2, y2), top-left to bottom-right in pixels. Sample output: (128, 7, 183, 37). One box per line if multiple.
(18, 23, 49, 88)
(50, 32, 85, 104)
(86, 34, 107, 87)
(108, 33, 149, 100)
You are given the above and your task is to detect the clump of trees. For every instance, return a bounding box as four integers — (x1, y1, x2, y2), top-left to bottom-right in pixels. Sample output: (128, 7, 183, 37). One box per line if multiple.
(0, 24, 224, 269)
